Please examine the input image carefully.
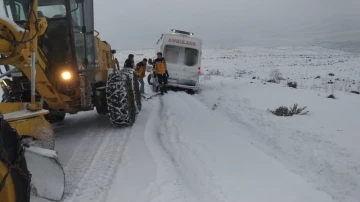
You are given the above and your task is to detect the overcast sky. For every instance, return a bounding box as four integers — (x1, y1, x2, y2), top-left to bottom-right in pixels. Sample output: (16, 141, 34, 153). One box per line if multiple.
(94, 0, 360, 50)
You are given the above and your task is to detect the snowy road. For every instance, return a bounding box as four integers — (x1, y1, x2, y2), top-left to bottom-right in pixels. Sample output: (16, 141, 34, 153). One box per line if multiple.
(31, 89, 333, 202)
(16, 47, 360, 202)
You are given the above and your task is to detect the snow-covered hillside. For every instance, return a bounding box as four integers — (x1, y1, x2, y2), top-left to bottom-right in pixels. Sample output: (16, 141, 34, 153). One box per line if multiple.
(1, 46, 359, 202)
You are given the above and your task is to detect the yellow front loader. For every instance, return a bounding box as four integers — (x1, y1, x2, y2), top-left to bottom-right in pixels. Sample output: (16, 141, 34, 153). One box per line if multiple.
(0, 0, 141, 201)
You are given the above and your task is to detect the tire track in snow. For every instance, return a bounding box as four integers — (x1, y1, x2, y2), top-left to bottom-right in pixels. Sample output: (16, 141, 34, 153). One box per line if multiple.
(55, 111, 131, 202)
(57, 113, 110, 199)
(104, 99, 159, 202)
(151, 94, 228, 202)
(65, 126, 131, 202)
(139, 98, 194, 202)
(163, 93, 230, 201)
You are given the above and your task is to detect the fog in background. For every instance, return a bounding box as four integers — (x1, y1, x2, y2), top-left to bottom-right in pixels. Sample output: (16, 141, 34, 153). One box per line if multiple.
(94, 0, 360, 52)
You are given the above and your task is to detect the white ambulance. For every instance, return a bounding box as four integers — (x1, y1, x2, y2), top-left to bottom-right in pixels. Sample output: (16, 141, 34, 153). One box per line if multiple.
(148, 29, 202, 93)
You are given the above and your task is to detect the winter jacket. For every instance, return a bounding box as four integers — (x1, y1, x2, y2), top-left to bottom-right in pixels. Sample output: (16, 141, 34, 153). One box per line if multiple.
(124, 58, 134, 68)
(153, 57, 167, 75)
(136, 62, 146, 78)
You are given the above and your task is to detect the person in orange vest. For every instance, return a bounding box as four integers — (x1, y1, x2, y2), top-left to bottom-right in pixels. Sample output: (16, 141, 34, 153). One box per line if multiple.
(136, 58, 147, 94)
(152, 52, 169, 95)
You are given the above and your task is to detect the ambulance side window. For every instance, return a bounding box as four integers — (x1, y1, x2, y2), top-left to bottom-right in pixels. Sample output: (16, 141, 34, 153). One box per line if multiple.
(164, 45, 180, 64)
(184, 48, 198, 66)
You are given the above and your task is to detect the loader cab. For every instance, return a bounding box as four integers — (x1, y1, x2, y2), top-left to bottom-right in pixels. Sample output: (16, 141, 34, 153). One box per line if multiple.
(3, 0, 96, 84)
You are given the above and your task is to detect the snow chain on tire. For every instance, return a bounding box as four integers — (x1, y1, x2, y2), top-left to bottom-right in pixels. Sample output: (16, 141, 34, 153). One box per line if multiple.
(0, 115, 31, 202)
(121, 68, 141, 113)
(132, 70, 142, 113)
(106, 71, 136, 127)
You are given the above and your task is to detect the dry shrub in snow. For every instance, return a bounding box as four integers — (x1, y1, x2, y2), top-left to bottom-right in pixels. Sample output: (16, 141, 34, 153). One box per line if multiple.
(234, 69, 255, 78)
(234, 69, 246, 78)
(287, 81, 297, 89)
(202, 69, 223, 81)
(207, 69, 223, 76)
(202, 74, 212, 81)
(268, 104, 309, 116)
(269, 69, 283, 84)
(267, 79, 277, 83)
(311, 78, 359, 94)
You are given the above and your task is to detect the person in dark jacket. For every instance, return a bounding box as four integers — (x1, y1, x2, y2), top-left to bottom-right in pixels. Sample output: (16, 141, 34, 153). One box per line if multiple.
(153, 52, 169, 95)
(124, 54, 134, 68)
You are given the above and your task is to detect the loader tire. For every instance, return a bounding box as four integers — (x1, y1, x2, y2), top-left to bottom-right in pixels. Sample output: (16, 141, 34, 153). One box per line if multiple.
(131, 71, 142, 113)
(44, 111, 66, 123)
(94, 82, 108, 115)
(95, 90, 108, 115)
(42, 102, 66, 123)
(121, 68, 141, 113)
(106, 72, 136, 127)
(0, 116, 31, 202)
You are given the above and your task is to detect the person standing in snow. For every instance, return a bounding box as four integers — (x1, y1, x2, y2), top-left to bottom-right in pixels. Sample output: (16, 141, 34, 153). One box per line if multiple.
(152, 52, 169, 95)
(136, 58, 147, 94)
(124, 54, 135, 68)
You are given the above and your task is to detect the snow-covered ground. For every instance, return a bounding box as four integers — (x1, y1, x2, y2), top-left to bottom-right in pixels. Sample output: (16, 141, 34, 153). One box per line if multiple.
(1, 46, 359, 202)
(197, 46, 360, 202)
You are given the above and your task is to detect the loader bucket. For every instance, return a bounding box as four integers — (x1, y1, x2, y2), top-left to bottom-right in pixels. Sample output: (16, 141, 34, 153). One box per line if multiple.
(0, 103, 64, 201)
(24, 146, 65, 201)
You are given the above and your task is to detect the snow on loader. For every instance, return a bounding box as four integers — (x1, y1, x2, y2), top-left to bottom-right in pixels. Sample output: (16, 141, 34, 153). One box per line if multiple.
(0, 0, 141, 201)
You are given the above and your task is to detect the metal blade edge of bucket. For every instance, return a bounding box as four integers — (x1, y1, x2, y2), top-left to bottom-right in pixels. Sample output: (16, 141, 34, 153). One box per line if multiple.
(24, 146, 65, 201)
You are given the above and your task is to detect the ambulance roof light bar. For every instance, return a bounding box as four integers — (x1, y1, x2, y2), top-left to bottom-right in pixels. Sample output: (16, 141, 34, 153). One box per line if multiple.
(171, 29, 194, 36)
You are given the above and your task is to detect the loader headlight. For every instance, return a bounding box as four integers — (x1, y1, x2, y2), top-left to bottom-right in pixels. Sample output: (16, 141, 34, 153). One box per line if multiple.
(61, 71, 71, 80)
(1, 80, 8, 87)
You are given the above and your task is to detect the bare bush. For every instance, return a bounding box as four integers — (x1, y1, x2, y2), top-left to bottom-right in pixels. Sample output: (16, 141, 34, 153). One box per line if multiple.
(207, 69, 223, 76)
(202, 69, 224, 81)
(344, 79, 351, 92)
(268, 104, 309, 116)
(287, 81, 297, 89)
(267, 79, 277, 83)
(202, 74, 212, 81)
(269, 69, 283, 83)
(235, 69, 247, 77)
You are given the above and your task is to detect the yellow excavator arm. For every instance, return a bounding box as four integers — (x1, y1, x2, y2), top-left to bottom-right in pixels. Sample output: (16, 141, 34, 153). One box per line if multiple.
(1, 1, 65, 201)
(1, 0, 139, 201)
